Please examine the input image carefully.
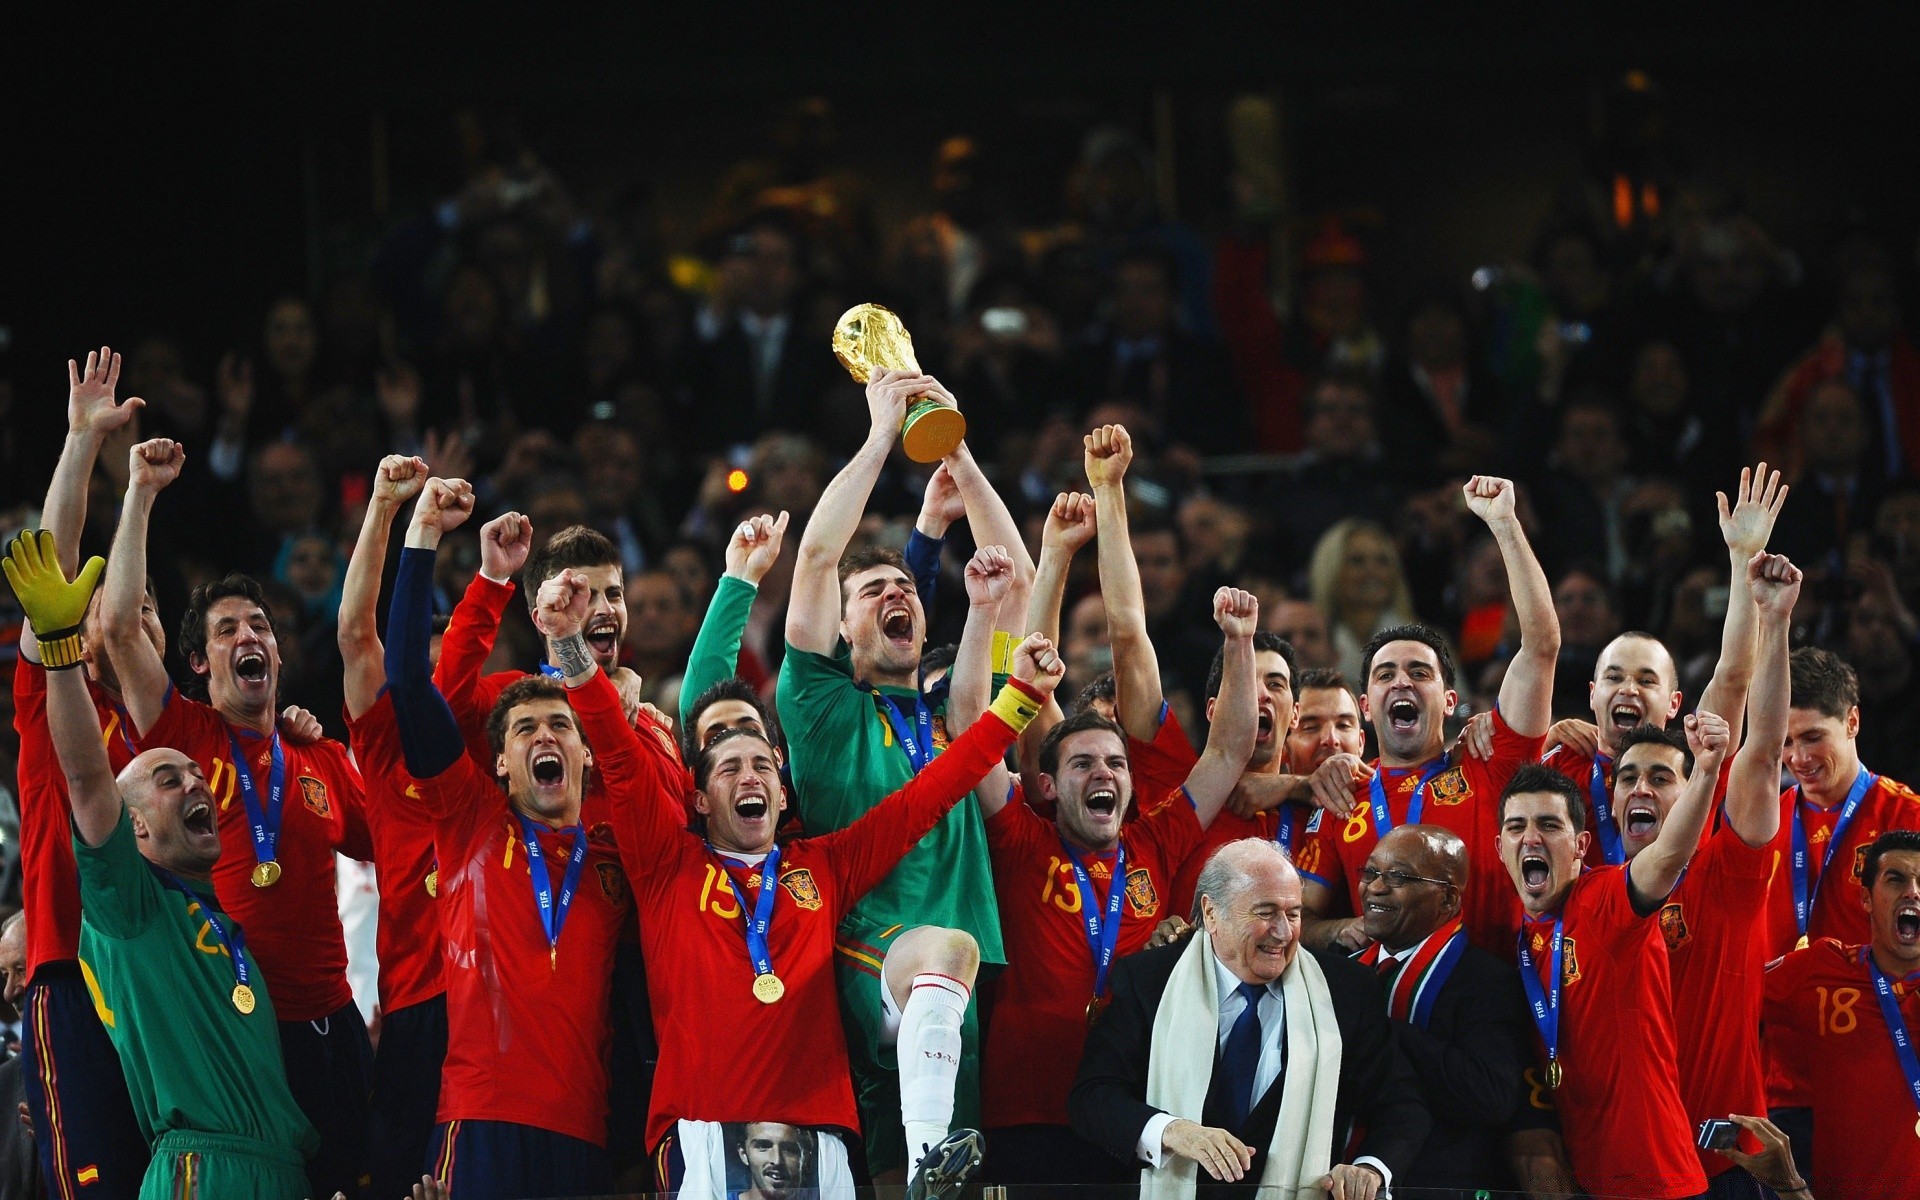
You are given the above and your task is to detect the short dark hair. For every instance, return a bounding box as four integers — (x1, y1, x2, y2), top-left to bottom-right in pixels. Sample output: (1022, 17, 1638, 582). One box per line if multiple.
(1361, 623, 1457, 689)
(1294, 667, 1352, 695)
(1075, 672, 1117, 713)
(1206, 632, 1295, 702)
(179, 574, 277, 689)
(486, 674, 572, 756)
(837, 546, 911, 593)
(1037, 709, 1129, 776)
(693, 725, 779, 791)
(1790, 646, 1859, 720)
(1862, 830, 1920, 890)
(920, 643, 959, 679)
(1500, 763, 1588, 834)
(683, 676, 782, 760)
(520, 526, 620, 613)
(1617, 723, 1693, 776)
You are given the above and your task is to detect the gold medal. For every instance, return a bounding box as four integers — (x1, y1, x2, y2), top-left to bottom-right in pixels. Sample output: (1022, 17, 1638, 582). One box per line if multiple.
(752, 972, 786, 1004)
(1086, 996, 1110, 1029)
(232, 983, 256, 1014)
(1914, 1115, 1920, 1140)
(425, 869, 438, 898)
(1546, 1059, 1563, 1089)
(251, 860, 282, 888)
(1796, 934, 1810, 951)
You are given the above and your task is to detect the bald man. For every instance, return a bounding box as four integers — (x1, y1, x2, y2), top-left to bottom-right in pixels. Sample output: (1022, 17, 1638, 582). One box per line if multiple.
(7, 531, 317, 1199)
(1351, 826, 1549, 1197)
(1069, 839, 1426, 1199)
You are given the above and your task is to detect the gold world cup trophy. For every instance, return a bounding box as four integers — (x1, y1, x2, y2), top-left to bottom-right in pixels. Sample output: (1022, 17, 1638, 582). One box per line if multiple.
(832, 303, 967, 462)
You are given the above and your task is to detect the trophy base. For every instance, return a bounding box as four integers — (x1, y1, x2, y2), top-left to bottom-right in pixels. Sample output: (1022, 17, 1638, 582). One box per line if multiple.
(901, 400, 966, 463)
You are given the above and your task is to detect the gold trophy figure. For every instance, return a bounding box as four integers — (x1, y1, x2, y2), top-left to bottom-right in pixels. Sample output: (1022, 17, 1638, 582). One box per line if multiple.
(832, 303, 967, 462)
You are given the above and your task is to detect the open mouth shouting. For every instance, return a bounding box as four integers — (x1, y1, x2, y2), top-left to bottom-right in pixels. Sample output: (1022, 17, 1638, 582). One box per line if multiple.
(1896, 903, 1920, 946)
(1255, 706, 1275, 744)
(584, 615, 622, 664)
(182, 796, 217, 839)
(880, 602, 915, 646)
(530, 748, 566, 789)
(1519, 852, 1552, 896)
(234, 649, 270, 686)
(1083, 785, 1121, 820)
(1623, 800, 1659, 841)
(1607, 701, 1643, 738)
(1385, 695, 1420, 736)
(733, 786, 771, 824)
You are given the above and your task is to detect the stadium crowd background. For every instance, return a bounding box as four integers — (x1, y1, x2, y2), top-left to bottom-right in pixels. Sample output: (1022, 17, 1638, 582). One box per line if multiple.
(3, 9, 1920, 1192)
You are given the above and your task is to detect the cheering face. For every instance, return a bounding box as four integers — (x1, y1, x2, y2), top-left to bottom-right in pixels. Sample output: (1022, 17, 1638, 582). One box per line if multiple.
(196, 596, 280, 717)
(1287, 686, 1365, 774)
(1500, 791, 1590, 916)
(1782, 706, 1863, 799)
(1865, 849, 1920, 970)
(494, 698, 593, 823)
(564, 564, 628, 673)
(1248, 649, 1295, 769)
(1589, 635, 1681, 752)
(738, 1123, 807, 1197)
(1044, 728, 1134, 851)
(693, 698, 771, 755)
(697, 735, 787, 854)
(1359, 829, 1459, 951)
(1204, 857, 1303, 984)
(840, 565, 925, 679)
(121, 748, 222, 875)
(1362, 639, 1455, 763)
(1613, 741, 1688, 858)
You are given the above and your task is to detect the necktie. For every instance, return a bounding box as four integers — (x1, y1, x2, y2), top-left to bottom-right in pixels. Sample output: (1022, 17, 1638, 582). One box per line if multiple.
(1377, 952, 1399, 978)
(1221, 981, 1267, 1129)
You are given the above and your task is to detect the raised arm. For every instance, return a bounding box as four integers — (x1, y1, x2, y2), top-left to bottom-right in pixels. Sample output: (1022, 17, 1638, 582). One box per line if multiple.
(1178, 589, 1261, 827)
(338, 454, 429, 718)
(1018, 492, 1098, 782)
(1467, 477, 1559, 738)
(1086, 425, 1162, 740)
(4, 534, 117, 845)
(1725, 553, 1800, 847)
(679, 510, 788, 729)
(1627, 709, 1731, 912)
(532, 566, 649, 801)
(935, 398, 1035, 632)
(950, 546, 1017, 817)
(22, 348, 144, 662)
(101, 439, 185, 735)
(1698, 464, 1788, 734)
(386, 478, 475, 779)
(785, 370, 918, 655)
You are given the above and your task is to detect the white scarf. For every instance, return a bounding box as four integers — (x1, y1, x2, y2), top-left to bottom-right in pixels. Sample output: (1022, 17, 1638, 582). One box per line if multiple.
(1142, 931, 1342, 1200)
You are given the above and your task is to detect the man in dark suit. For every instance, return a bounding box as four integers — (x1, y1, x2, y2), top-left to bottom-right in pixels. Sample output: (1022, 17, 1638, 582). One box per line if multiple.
(1069, 839, 1427, 1200)
(1350, 825, 1555, 1197)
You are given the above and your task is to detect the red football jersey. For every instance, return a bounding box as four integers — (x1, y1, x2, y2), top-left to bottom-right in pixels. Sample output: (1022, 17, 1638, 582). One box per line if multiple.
(1764, 940, 1920, 1200)
(346, 695, 446, 1015)
(982, 786, 1202, 1127)
(138, 689, 369, 1021)
(1759, 774, 1920, 1107)
(425, 670, 637, 1147)
(618, 704, 1024, 1147)
(1125, 703, 1198, 809)
(1658, 823, 1772, 1178)
(1544, 747, 1735, 870)
(12, 664, 142, 978)
(1299, 707, 1542, 956)
(1520, 866, 1706, 1199)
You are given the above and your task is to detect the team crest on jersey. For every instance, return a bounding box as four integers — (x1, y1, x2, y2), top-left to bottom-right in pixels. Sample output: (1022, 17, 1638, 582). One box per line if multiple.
(1427, 767, 1470, 806)
(1659, 902, 1691, 951)
(1123, 868, 1159, 917)
(299, 776, 330, 818)
(1562, 938, 1581, 986)
(595, 861, 631, 907)
(1856, 840, 1876, 881)
(780, 868, 824, 911)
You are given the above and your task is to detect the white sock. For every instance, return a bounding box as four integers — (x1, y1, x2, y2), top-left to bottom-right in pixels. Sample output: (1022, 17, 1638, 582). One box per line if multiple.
(896, 971, 970, 1172)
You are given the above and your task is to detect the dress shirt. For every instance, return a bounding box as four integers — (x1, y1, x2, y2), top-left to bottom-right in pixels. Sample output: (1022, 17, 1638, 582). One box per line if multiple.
(1134, 947, 1392, 1193)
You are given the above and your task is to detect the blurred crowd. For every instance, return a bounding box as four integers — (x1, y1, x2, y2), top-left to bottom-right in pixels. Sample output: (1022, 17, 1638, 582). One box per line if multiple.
(4, 86, 1919, 915)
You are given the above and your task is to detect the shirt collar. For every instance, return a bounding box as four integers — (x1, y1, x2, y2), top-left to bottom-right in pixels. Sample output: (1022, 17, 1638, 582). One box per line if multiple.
(1379, 927, 1437, 966)
(1211, 946, 1280, 1004)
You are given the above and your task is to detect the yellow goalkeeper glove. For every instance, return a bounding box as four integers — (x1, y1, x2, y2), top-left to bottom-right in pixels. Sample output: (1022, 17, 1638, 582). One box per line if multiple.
(2, 530, 105, 670)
